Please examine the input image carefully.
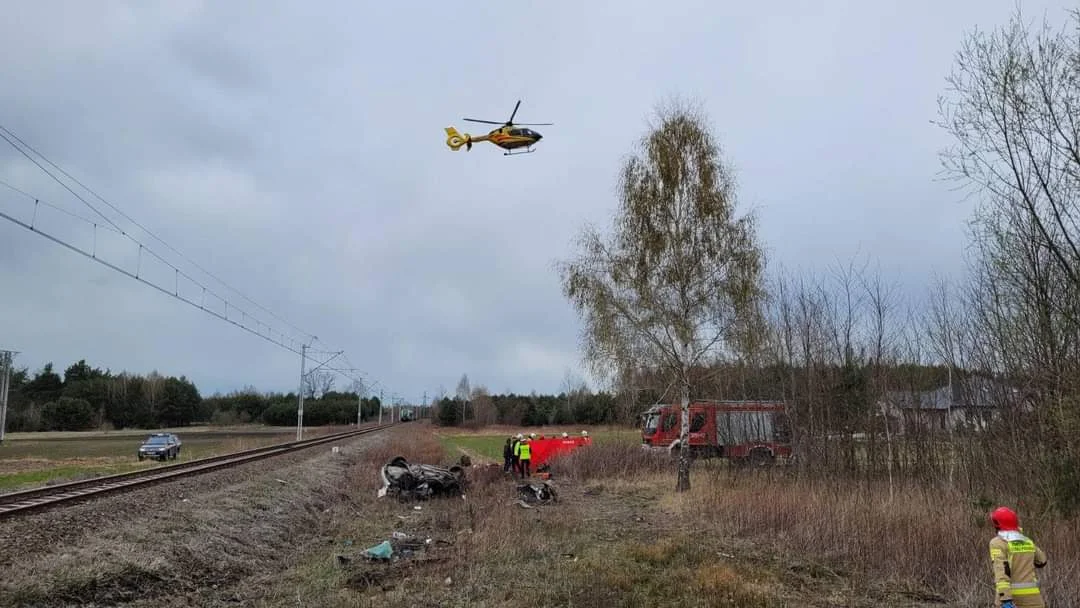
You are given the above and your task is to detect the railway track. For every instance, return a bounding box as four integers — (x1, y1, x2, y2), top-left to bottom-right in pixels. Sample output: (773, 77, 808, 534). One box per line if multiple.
(0, 422, 396, 520)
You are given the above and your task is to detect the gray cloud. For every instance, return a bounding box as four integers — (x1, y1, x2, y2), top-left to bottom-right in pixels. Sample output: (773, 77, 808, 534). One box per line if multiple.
(0, 0, 1073, 401)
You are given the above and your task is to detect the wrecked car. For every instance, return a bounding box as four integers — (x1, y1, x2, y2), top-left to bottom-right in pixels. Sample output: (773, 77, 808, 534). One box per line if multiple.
(377, 456, 466, 500)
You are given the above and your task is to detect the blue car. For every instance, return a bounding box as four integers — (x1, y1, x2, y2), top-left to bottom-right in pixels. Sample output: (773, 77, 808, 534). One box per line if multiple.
(137, 433, 182, 461)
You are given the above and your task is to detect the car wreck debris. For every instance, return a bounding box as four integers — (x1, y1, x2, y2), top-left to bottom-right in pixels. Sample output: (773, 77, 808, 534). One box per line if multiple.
(517, 481, 557, 505)
(377, 456, 466, 500)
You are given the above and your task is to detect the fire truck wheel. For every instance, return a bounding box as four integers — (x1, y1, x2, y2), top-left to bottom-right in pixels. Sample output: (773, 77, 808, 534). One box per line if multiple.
(748, 448, 774, 466)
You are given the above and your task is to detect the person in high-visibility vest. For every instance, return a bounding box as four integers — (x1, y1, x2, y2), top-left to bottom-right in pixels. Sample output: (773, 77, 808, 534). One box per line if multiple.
(516, 436, 532, 478)
(989, 506, 1048, 608)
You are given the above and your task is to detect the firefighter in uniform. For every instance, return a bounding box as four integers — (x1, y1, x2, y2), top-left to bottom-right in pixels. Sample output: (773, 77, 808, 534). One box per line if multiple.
(989, 506, 1047, 608)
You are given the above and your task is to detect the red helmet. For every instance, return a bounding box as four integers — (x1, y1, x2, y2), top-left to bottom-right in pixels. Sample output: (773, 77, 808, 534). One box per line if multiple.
(991, 506, 1019, 531)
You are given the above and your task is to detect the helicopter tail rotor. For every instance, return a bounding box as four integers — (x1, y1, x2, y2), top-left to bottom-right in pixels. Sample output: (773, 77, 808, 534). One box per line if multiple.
(445, 126, 472, 151)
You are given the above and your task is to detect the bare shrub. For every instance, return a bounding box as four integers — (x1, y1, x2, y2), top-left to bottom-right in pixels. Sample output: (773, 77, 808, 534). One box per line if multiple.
(686, 471, 1080, 605)
(548, 442, 670, 481)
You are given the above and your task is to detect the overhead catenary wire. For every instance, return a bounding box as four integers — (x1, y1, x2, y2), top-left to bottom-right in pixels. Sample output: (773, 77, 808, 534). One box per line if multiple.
(0, 123, 316, 344)
(0, 200, 375, 391)
(0, 125, 392, 397)
(0, 178, 123, 233)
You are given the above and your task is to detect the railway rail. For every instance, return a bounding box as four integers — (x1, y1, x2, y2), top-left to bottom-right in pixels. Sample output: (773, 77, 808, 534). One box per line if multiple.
(0, 422, 396, 520)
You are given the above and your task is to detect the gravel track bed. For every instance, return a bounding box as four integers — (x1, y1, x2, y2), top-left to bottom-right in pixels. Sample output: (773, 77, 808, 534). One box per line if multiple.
(0, 430, 387, 570)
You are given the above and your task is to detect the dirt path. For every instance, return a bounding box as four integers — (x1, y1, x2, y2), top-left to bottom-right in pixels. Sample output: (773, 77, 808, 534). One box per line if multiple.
(453, 444, 496, 465)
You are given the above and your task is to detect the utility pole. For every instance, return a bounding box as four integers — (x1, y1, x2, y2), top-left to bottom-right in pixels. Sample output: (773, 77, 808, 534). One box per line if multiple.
(296, 343, 339, 440)
(0, 349, 16, 445)
(379, 388, 383, 425)
(296, 343, 307, 441)
(356, 379, 364, 426)
(423, 391, 427, 419)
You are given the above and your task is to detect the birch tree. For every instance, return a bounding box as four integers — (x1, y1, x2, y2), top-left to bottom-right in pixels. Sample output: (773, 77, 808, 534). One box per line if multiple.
(557, 100, 766, 491)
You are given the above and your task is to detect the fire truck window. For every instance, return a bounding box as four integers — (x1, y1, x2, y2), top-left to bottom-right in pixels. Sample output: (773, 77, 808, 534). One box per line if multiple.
(661, 413, 677, 432)
(717, 411, 774, 444)
(690, 412, 706, 432)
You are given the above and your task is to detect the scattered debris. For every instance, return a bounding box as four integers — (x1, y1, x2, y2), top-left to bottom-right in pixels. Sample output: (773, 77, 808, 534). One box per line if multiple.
(339, 530, 454, 591)
(377, 456, 467, 501)
(363, 540, 393, 560)
(517, 481, 558, 505)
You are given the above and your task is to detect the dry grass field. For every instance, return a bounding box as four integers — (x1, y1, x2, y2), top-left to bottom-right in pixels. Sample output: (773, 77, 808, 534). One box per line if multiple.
(1, 422, 1076, 607)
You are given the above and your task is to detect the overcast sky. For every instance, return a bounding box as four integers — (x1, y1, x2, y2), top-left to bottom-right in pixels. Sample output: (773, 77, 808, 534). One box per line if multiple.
(0, 1, 1073, 402)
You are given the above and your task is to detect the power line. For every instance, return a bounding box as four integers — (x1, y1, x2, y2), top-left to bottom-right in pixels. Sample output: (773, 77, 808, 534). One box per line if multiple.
(0, 123, 316, 344)
(0, 137, 310, 353)
(0, 125, 397, 406)
(0, 203, 378, 390)
(0, 128, 122, 233)
(0, 179, 123, 232)
(0, 205, 307, 353)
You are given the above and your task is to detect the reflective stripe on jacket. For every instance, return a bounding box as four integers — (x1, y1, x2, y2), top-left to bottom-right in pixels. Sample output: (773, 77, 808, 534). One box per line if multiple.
(990, 530, 1047, 608)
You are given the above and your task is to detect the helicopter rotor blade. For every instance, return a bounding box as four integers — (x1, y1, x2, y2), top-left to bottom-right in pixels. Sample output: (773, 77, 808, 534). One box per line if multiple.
(463, 118, 504, 124)
(513, 122, 553, 126)
(508, 100, 521, 124)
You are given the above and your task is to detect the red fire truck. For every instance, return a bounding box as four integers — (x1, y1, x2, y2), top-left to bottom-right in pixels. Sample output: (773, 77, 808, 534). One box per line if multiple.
(640, 400, 792, 465)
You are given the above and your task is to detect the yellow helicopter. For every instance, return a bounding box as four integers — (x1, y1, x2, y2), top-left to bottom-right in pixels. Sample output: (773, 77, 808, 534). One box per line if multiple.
(445, 100, 552, 156)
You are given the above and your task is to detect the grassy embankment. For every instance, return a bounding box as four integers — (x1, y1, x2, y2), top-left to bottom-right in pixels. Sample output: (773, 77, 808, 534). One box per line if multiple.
(0, 424, 354, 492)
(254, 422, 1078, 607)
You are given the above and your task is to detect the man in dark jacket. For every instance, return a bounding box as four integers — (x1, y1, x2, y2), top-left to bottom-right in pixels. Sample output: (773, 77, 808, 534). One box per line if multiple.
(503, 437, 514, 472)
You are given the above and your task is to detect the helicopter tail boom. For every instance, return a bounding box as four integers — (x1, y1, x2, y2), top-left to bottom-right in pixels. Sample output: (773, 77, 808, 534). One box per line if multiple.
(444, 126, 472, 151)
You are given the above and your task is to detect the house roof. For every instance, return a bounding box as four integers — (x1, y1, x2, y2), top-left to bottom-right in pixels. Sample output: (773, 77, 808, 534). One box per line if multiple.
(884, 376, 1016, 410)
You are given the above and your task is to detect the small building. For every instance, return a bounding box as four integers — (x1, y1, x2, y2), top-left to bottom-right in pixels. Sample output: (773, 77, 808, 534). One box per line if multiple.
(878, 376, 1023, 434)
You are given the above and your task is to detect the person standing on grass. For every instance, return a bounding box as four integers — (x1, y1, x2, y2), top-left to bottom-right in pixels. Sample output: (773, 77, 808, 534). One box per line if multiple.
(516, 436, 532, 478)
(989, 506, 1048, 608)
(511, 433, 522, 474)
(503, 437, 514, 473)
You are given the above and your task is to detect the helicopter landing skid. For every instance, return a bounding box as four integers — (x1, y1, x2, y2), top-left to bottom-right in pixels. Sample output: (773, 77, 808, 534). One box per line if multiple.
(504, 148, 535, 156)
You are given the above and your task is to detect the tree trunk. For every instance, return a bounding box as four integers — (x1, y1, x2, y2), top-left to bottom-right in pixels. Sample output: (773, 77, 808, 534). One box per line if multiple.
(676, 370, 691, 492)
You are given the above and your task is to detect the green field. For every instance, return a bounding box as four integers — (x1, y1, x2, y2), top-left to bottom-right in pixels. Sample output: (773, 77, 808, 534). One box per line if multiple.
(0, 424, 352, 492)
(435, 425, 640, 463)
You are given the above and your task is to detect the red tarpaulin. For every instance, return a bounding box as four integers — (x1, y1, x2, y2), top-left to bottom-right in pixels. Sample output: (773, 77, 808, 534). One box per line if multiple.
(526, 436, 592, 467)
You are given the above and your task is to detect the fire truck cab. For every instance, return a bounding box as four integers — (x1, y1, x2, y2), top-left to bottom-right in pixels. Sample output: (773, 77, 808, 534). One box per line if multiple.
(641, 400, 792, 465)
